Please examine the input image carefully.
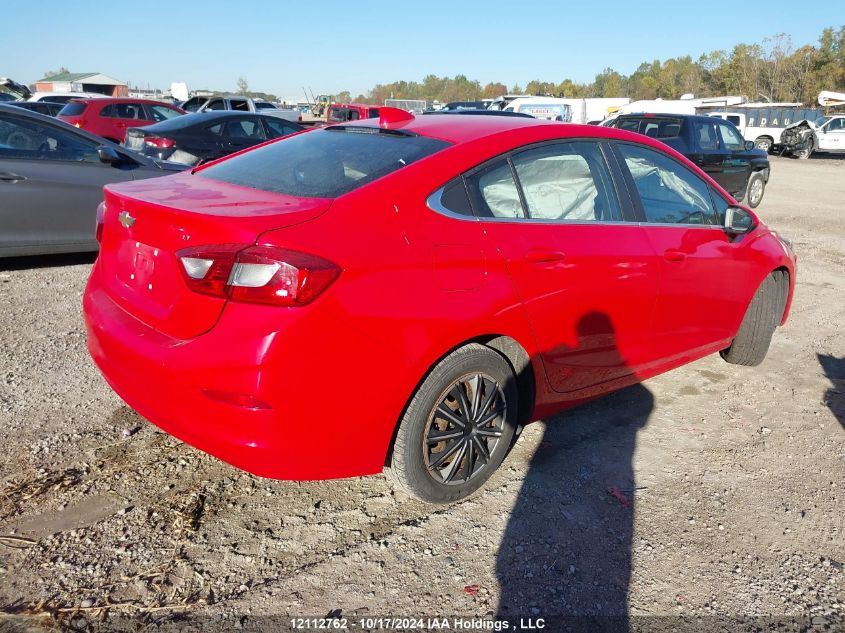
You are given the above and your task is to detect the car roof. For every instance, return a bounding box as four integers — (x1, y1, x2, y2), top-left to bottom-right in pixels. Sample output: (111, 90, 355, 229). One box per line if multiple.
(338, 112, 696, 153)
(134, 110, 294, 131)
(67, 97, 177, 105)
(617, 112, 720, 124)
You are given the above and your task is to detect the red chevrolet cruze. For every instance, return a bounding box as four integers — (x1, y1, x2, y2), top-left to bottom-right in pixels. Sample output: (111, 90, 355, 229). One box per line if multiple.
(84, 109, 796, 503)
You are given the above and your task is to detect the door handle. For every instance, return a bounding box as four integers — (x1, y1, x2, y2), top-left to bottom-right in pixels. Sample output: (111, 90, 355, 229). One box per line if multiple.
(663, 249, 686, 262)
(525, 249, 567, 263)
(0, 172, 26, 183)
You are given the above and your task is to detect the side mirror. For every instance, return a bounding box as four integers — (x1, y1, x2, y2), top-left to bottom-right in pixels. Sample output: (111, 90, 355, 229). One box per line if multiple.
(97, 145, 123, 165)
(725, 206, 755, 235)
(745, 140, 755, 151)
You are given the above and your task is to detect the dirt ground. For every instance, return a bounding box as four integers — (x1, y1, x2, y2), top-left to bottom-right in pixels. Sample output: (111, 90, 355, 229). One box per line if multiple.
(0, 155, 843, 632)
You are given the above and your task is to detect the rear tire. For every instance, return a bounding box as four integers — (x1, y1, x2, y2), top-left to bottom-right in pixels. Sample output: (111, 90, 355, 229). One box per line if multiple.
(794, 148, 813, 160)
(745, 172, 765, 208)
(388, 344, 518, 504)
(721, 272, 788, 366)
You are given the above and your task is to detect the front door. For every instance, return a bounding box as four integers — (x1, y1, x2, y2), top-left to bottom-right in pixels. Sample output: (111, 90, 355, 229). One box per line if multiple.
(613, 141, 756, 366)
(0, 111, 136, 253)
(715, 120, 752, 196)
(817, 117, 845, 151)
(472, 140, 659, 396)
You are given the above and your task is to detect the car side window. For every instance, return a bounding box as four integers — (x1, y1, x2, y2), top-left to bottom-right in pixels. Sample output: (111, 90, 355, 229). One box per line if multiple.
(115, 104, 144, 119)
(434, 177, 474, 216)
(224, 119, 265, 140)
(694, 121, 720, 150)
(511, 141, 621, 222)
(265, 118, 298, 139)
(100, 104, 118, 118)
(617, 143, 717, 225)
(466, 159, 525, 219)
(230, 99, 249, 112)
(206, 123, 224, 135)
(0, 114, 99, 163)
(149, 105, 181, 122)
(717, 122, 744, 150)
(206, 99, 225, 111)
(827, 118, 844, 131)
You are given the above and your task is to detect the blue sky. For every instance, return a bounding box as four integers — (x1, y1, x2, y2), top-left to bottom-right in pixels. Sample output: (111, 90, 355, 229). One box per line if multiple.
(2, 0, 837, 101)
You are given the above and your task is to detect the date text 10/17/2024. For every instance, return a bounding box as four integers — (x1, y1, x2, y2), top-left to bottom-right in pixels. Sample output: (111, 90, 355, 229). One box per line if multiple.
(289, 617, 546, 630)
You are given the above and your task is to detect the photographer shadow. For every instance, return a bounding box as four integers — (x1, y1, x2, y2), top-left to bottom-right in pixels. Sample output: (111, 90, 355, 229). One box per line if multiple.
(818, 354, 845, 430)
(496, 311, 655, 632)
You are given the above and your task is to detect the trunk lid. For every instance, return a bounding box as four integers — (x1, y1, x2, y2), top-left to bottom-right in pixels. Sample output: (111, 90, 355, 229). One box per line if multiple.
(99, 172, 332, 339)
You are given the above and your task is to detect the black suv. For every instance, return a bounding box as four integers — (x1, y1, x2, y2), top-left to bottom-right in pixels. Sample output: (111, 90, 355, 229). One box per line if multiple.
(609, 114, 770, 208)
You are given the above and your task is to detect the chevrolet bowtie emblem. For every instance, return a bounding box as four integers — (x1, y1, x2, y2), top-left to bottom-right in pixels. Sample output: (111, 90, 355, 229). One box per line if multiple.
(118, 211, 136, 229)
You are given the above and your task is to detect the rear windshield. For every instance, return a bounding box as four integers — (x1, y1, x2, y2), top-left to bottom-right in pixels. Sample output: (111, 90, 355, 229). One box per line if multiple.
(59, 102, 87, 116)
(197, 127, 450, 198)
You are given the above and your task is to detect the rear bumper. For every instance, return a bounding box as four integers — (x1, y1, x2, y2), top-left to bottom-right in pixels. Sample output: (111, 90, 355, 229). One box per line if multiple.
(83, 264, 395, 480)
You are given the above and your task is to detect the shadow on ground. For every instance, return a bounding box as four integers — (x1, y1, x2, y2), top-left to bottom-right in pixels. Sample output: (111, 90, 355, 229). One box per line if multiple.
(496, 312, 654, 631)
(818, 354, 845, 430)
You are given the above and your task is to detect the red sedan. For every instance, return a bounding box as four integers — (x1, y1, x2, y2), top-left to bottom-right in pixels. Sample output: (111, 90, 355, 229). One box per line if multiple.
(83, 109, 796, 503)
(58, 98, 184, 143)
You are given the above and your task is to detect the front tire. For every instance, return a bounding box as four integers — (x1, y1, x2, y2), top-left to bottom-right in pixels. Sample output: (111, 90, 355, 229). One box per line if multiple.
(721, 272, 788, 366)
(754, 137, 772, 152)
(388, 344, 518, 503)
(794, 147, 813, 160)
(745, 172, 765, 208)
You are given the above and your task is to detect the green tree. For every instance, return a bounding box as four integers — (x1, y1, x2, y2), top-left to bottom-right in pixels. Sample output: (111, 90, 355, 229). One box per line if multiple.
(236, 77, 249, 96)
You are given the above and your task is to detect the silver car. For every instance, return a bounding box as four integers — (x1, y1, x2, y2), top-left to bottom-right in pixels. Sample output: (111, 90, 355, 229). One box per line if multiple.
(0, 104, 186, 257)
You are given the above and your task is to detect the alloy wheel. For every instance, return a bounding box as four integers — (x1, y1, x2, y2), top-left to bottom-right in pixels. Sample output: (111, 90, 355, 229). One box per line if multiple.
(423, 373, 506, 485)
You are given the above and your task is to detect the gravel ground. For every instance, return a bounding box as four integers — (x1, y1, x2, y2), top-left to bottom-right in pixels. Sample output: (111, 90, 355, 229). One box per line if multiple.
(0, 155, 843, 632)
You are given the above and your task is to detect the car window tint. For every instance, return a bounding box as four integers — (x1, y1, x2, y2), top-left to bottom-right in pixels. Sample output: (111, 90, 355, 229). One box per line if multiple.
(694, 121, 719, 150)
(437, 177, 473, 216)
(254, 102, 276, 110)
(198, 127, 449, 198)
(0, 114, 99, 162)
(265, 118, 299, 138)
(111, 104, 144, 119)
(149, 105, 181, 122)
(100, 104, 117, 118)
(328, 108, 347, 122)
(368, 109, 380, 118)
(512, 141, 621, 222)
(230, 100, 249, 112)
(206, 99, 225, 111)
(58, 103, 87, 116)
(617, 143, 717, 225)
(718, 123, 744, 150)
(224, 119, 265, 140)
(206, 123, 224, 135)
(183, 97, 204, 112)
(466, 159, 525, 219)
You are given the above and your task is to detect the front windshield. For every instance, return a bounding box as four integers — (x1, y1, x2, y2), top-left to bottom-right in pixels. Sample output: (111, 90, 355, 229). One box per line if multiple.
(814, 116, 830, 128)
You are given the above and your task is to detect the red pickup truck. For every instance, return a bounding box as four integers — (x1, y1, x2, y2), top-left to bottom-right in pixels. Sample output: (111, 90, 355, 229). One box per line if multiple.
(326, 103, 380, 123)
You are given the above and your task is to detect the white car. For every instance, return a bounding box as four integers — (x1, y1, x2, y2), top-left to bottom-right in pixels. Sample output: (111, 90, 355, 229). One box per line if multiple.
(780, 115, 845, 159)
(28, 91, 107, 104)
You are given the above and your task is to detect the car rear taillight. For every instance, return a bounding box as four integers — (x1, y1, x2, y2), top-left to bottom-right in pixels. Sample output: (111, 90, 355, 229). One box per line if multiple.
(176, 244, 340, 306)
(144, 136, 175, 149)
(95, 202, 106, 242)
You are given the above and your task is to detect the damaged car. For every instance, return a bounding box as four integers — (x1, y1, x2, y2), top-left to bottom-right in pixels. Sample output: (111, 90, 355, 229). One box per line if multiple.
(0, 77, 32, 101)
(781, 115, 845, 159)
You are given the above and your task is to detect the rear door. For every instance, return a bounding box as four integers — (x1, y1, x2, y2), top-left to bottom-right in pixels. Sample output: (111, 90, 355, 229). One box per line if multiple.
(612, 141, 754, 365)
(474, 140, 658, 396)
(220, 117, 266, 154)
(0, 111, 136, 253)
(101, 103, 147, 142)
